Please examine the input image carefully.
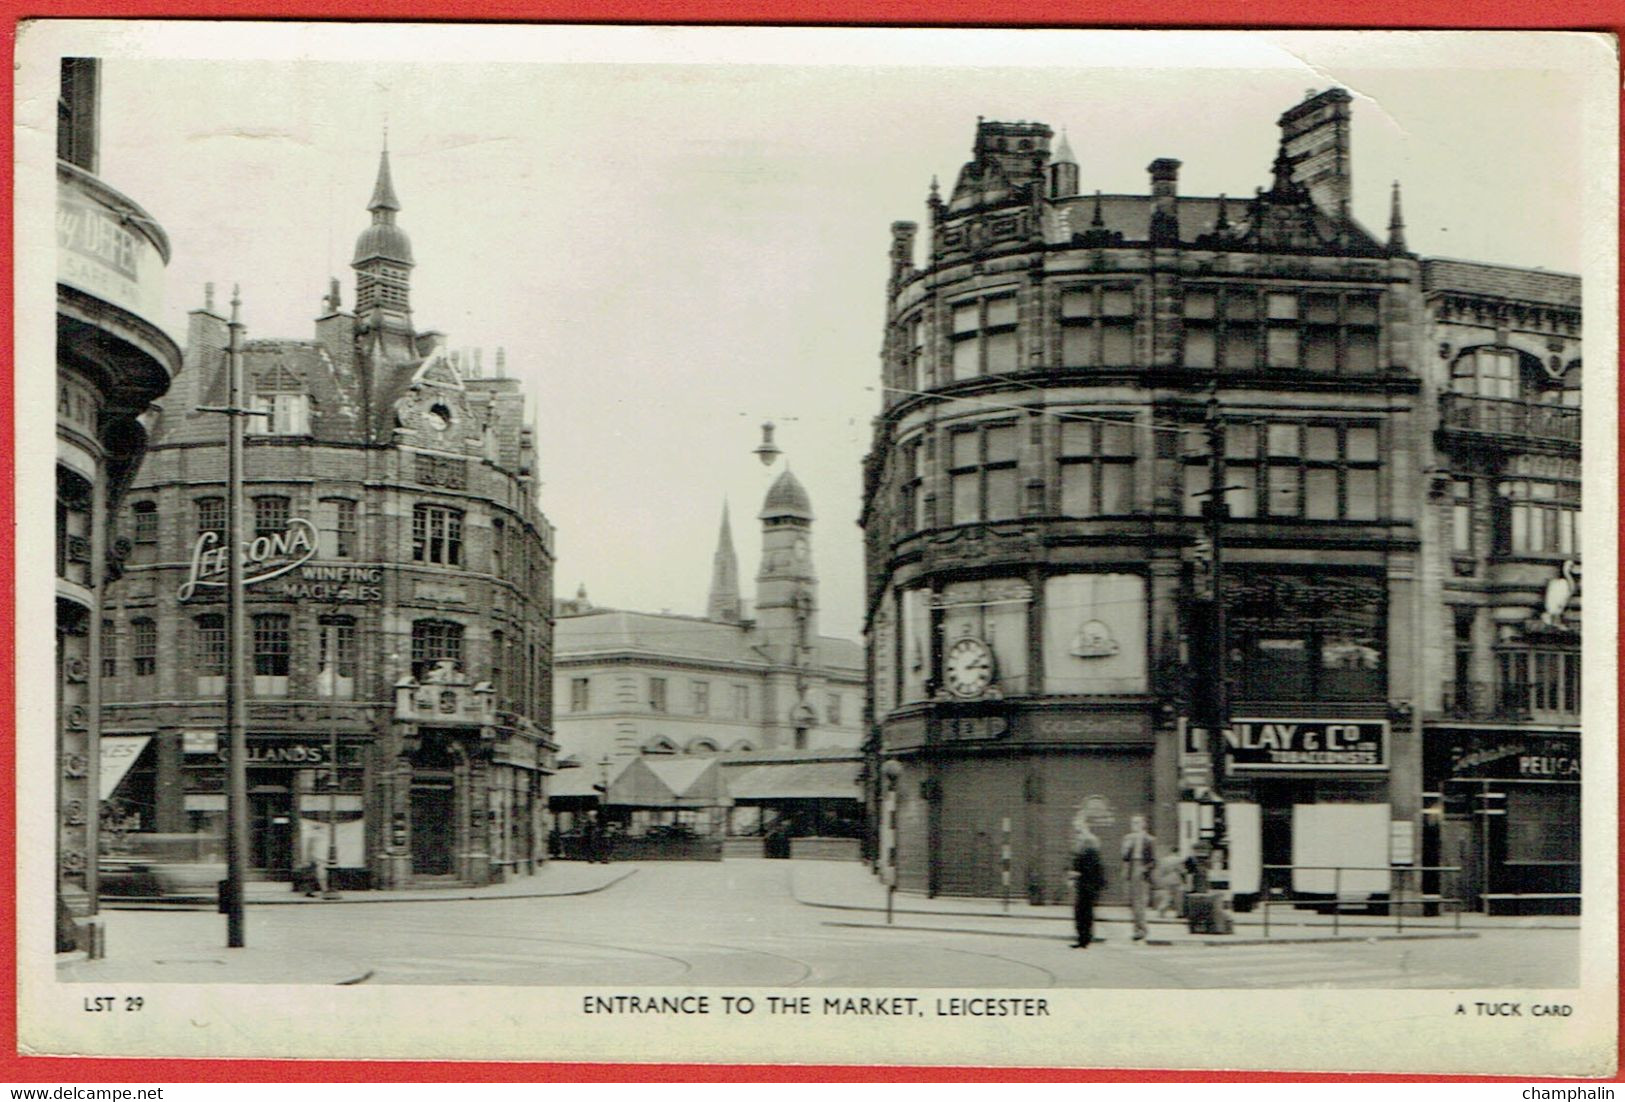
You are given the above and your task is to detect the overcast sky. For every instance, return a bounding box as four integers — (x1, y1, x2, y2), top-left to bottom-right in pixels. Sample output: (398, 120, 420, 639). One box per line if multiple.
(81, 28, 1597, 640)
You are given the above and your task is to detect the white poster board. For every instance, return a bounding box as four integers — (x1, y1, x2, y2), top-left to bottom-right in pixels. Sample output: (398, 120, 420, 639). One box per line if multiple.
(1226, 802, 1261, 895)
(1292, 803, 1391, 896)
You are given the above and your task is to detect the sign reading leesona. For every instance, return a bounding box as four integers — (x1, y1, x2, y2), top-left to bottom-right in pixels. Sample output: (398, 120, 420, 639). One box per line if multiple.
(1183, 718, 1388, 771)
(177, 519, 318, 600)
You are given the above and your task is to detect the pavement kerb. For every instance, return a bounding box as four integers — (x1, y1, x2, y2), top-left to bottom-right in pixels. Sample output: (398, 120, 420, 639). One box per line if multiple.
(104, 867, 639, 910)
(788, 869, 1532, 938)
(822, 919, 1480, 948)
(58, 949, 377, 985)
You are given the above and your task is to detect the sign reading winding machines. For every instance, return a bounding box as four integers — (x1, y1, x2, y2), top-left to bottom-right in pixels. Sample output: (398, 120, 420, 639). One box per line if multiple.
(177, 518, 383, 601)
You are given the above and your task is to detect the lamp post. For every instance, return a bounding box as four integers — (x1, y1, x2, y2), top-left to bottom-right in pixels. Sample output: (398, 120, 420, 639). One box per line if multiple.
(1184, 390, 1236, 932)
(597, 755, 612, 865)
(880, 760, 902, 924)
(320, 610, 344, 899)
(195, 287, 264, 948)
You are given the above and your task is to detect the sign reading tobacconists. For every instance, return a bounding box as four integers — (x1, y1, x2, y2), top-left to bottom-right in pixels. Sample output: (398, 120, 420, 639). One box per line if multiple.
(1183, 718, 1388, 772)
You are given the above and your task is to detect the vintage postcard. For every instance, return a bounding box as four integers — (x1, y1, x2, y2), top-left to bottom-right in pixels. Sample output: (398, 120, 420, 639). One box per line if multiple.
(17, 22, 1618, 1074)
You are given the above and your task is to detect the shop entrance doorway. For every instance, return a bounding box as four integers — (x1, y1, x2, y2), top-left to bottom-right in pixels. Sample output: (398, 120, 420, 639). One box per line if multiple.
(411, 780, 455, 876)
(249, 786, 295, 876)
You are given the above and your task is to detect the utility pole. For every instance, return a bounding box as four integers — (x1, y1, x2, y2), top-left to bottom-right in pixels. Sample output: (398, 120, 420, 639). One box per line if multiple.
(1184, 389, 1233, 932)
(197, 287, 263, 947)
(1201, 393, 1230, 885)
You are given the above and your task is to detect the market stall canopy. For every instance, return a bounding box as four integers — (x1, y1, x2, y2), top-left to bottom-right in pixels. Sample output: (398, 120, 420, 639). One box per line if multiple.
(723, 757, 861, 801)
(614, 756, 729, 808)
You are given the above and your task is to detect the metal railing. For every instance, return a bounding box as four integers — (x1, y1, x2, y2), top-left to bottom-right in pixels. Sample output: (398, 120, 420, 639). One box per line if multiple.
(1440, 680, 1531, 721)
(1439, 394, 1580, 446)
(1259, 864, 1464, 936)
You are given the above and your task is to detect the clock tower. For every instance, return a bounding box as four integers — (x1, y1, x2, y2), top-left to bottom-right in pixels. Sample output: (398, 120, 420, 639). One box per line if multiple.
(755, 467, 818, 667)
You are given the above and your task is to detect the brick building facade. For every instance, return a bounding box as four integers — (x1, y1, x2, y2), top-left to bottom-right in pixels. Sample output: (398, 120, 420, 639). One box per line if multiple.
(1417, 260, 1581, 913)
(56, 57, 183, 931)
(862, 90, 1438, 906)
(100, 152, 557, 889)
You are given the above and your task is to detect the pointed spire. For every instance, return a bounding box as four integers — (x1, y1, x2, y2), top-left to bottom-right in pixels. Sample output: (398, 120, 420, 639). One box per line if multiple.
(1387, 180, 1408, 255)
(707, 500, 742, 623)
(928, 175, 942, 209)
(1215, 193, 1231, 232)
(1090, 190, 1105, 228)
(1054, 129, 1077, 166)
(369, 147, 401, 213)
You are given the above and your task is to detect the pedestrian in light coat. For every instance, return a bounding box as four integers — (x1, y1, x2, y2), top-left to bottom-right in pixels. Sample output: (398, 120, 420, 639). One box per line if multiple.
(1067, 827, 1106, 949)
(1121, 815, 1157, 941)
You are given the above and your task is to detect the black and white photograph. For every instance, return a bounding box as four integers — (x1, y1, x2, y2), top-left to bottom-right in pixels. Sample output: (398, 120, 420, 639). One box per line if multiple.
(20, 22, 1617, 1074)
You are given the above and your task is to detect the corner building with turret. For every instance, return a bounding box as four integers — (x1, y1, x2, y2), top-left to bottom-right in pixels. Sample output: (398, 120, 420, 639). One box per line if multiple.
(862, 92, 1436, 906)
(100, 151, 558, 889)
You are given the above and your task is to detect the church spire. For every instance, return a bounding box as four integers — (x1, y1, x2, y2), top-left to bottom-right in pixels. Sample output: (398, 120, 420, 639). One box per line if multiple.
(707, 500, 742, 623)
(368, 147, 401, 213)
(1386, 180, 1408, 255)
(352, 142, 415, 336)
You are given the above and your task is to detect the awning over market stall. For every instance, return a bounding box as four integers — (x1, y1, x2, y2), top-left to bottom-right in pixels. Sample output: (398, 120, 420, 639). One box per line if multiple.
(613, 756, 729, 808)
(723, 758, 861, 801)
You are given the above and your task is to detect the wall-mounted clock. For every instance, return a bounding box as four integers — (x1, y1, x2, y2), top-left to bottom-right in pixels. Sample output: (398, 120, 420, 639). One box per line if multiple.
(943, 636, 995, 699)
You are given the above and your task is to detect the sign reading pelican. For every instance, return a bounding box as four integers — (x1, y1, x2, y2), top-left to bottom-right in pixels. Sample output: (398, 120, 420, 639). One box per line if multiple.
(177, 518, 319, 600)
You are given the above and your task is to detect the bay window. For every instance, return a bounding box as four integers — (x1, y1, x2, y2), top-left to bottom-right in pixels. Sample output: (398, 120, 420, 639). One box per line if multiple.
(1496, 480, 1579, 556)
(1059, 285, 1135, 367)
(949, 421, 1020, 525)
(1184, 421, 1379, 520)
(1057, 418, 1136, 516)
(949, 293, 1018, 381)
(1185, 286, 1378, 373)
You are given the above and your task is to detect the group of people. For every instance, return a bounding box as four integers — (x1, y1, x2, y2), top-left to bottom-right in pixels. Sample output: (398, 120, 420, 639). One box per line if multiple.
(1067, 814, 1188, 948)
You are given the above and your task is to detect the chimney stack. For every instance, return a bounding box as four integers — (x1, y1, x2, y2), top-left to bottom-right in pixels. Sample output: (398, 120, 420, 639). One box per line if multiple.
(1148, 159, 1181, 246)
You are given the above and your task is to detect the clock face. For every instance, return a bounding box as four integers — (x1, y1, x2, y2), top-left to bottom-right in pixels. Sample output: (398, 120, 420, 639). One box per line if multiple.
(943, 637, 995, 699)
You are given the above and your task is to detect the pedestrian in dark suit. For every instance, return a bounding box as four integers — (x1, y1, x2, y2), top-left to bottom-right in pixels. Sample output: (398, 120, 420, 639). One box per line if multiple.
(1068, 828, 1106, 948)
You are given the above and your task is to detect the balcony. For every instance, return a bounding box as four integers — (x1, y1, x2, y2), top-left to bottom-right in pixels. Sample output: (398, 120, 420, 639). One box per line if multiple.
(1438, 681, 1577, 724)
(1438, 394, 1579, 449)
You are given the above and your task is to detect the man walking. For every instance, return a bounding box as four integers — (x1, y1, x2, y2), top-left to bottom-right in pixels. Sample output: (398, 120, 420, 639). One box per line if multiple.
(1121, 814, 1157, 941)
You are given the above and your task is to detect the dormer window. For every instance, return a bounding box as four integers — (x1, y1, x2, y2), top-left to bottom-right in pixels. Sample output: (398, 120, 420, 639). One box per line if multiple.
(247, 365, 311, 436)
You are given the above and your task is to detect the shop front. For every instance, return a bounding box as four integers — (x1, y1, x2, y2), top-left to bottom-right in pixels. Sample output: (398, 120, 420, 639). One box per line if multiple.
(1187, 716, 1398, 907)
(178, 729, 369, 885)
(881, 705, 1155, 904)
(1424, 728, 1579, 914)
(374, 668, 552, 888)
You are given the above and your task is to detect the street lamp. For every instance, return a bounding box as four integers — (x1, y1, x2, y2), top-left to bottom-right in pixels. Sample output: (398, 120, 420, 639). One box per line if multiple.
(1184, 390, 1238, 933)
(320, 608, 345, 900)
(195, 286, 264, 948)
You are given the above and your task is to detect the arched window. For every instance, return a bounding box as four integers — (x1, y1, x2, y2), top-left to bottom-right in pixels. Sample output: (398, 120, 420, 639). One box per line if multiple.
(195, 497, 225, 543)
(1451, 347, 1521, 399)
(131, 501, 158, 545)
(253, 495, 290, 539)
(642, 736, 678, 755)
(686, 739, 720, 755)
(412, 619, 464, 680)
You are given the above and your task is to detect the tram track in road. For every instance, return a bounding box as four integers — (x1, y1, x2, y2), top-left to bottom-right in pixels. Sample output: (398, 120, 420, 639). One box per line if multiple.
(689, 942, 816, 986)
